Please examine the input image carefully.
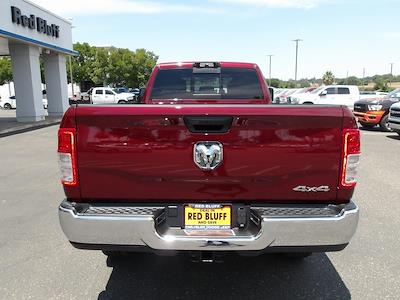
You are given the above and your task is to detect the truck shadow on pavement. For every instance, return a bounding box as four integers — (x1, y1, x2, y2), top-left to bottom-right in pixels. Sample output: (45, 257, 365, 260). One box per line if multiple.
(98, 252, 350, 300)
(386, 135, 400, 140)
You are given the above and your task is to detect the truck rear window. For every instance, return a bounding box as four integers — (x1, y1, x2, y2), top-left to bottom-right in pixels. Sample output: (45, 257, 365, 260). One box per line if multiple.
(150, 68, 263, 100)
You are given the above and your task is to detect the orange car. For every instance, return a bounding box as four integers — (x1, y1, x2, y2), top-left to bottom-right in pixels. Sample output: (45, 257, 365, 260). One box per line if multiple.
(353, 88, 400, 131)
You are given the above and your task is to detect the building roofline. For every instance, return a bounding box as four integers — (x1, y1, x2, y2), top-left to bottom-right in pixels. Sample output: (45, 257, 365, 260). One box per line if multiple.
(22, 0, 73, 24)
(0, 29, 78, 55)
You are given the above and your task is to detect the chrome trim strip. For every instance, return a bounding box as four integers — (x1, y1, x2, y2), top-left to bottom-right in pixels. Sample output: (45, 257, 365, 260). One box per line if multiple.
(59, 200, 359, 251)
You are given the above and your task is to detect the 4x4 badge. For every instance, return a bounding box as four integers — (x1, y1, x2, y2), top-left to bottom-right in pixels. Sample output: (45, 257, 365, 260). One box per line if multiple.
(293, 185, 330, 192)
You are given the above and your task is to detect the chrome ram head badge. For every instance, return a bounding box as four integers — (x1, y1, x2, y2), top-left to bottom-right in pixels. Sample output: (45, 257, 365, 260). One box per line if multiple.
(194, 142, 223, 171)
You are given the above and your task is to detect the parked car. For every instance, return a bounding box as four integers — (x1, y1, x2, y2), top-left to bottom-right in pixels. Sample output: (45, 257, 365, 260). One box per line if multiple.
(0, 96, 17, 109)
(274, 88, 301, 104)
(272, 88, 288, 103)
(58, 61, 360, 261)
(42, 98, 48, 109)
(129, 88, 140, 94)
(80, 88, 93, 102)
(290, 85, 360, 108)
(0, 95, 48, 109)
(353, 88, 400, 131)
(42, 90, 48, 109)
(359, 91, 388, 100)
(388, 100, 400, 135)
(114, 87, 130, 94)
(115, 87, 139, 102)
(91, 87, 136, 105)
(287, 87, 316, 104)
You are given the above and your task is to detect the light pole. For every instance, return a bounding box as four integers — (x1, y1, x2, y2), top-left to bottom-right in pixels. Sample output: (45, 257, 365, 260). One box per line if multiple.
(292, 39, 302, 83)
(389, 63, 394, 87)
(363, 67, 365, 86)
(267, 54, 274, 86)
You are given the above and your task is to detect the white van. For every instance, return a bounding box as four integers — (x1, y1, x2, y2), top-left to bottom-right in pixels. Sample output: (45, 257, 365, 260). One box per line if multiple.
(290, 85, 360, 108)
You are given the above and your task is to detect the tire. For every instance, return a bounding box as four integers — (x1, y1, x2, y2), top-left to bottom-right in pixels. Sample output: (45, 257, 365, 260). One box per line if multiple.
(359, 122, 375, 129)
(283, 252, 312, 259)
(118, 100, 127, 104)
(3, 103, 12, 110)
(379, 114, 392, 132)
(303, 102, 314, 105)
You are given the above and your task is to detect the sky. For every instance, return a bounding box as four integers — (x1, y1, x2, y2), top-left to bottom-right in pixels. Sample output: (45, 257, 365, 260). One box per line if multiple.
(33, 0, 400, 80)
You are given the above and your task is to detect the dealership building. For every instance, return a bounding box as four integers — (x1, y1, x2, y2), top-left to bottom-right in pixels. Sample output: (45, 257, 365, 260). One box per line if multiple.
(0, 0, 76, 122)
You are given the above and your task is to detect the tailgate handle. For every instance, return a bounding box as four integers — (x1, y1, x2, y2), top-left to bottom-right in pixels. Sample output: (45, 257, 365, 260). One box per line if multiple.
(184, 116, 233, 133)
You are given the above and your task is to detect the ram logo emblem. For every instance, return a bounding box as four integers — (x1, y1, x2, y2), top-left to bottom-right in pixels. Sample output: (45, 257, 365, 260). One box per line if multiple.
(194, 142, 223, 171)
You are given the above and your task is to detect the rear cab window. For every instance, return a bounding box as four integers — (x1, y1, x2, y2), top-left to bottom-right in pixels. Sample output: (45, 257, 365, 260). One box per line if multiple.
(338, 88, 350, 94)
(150, 65, 264, 100)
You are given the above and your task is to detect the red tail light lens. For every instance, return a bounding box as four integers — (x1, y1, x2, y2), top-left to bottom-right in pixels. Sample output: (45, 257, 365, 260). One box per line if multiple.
(341, 129, 361, 187)
(58, 128, 77, 186)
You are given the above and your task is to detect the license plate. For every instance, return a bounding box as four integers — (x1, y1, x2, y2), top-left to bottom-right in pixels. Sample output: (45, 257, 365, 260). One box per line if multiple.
(184, 204, 231, 230)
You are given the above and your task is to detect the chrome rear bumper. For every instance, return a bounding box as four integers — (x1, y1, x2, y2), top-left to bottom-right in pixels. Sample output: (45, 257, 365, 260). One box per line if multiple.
(59, 200, 359, 252)
(388, 119, 400, 130)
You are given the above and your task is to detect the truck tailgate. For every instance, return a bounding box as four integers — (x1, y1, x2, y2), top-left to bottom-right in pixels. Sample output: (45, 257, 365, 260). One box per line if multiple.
(75, 105, 344, 202)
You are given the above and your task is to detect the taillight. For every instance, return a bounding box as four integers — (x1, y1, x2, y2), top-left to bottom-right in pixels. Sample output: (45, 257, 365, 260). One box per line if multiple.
(341, 129, 361, 187)
(58, 128, 77, 186)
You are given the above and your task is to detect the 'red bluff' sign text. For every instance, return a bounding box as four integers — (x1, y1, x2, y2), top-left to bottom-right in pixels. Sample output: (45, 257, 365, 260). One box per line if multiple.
(11, 6, 60, 38)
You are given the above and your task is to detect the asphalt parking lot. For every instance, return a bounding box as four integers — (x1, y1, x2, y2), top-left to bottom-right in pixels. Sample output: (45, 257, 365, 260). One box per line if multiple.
(0, 126, 400, 299)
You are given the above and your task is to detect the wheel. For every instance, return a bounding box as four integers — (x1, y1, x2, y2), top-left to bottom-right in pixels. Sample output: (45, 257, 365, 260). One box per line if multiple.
(118, 100, 127, 104)
(303, 102, 314, 105)
(283, 252, 312, 259)
(379, 114, 392, 132)
(359, 122, 375, 129)
(3, 103, 12, 110)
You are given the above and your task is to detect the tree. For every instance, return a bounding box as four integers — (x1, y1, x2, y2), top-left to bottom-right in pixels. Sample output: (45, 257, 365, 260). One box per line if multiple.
(131, 48, 158, 87)
(338, 76, 361, 86)
(322, 71, 335, 85)
(91, 47, 111, 86)
(373, 77, 390, 92)
(297, 79, 311, 88)
(68, 43, 158, 88)
(107, 48, 136, 87)
(0, 57, 13, 85)
(285, 81, 296, 88)
(268, 78, 281, 88)
(69, 42, 97, 86)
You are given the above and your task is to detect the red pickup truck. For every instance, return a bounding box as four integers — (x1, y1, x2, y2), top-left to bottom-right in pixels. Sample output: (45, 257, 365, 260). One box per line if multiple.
(58, 62, 360, 261)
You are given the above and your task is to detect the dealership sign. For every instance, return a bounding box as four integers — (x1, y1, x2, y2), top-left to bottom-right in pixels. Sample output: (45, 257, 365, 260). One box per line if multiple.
(11, 6, 60, 38)
(0, 0, 74, 55)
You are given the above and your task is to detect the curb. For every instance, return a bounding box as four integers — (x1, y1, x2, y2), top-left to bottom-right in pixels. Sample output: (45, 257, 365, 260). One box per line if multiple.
(0, 118, 61, 138)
